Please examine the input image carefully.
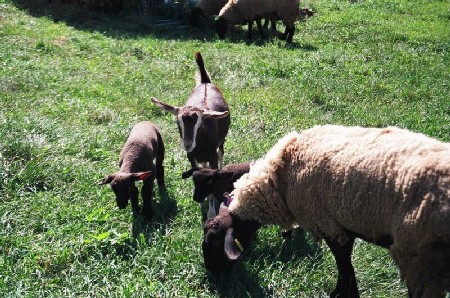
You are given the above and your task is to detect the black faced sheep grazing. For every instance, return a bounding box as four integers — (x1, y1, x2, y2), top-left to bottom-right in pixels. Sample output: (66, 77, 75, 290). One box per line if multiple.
(202, 125, 450, 298)
(100, 121, 165, 218)
(215, 0, 300, 43)
(189, 0, 229, 26)
(150, 52, 230, 175)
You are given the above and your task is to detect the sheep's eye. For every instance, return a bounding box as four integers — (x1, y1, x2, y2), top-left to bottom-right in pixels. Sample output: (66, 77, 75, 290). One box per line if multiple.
(206, 179, 213, 185)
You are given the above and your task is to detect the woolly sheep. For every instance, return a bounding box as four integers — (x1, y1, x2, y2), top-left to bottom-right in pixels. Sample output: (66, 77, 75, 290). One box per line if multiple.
(215, 0, 300, 43)
(100, 121, 165, 218)
(202, 125, 450, 297)
(189, 0, 275, 41)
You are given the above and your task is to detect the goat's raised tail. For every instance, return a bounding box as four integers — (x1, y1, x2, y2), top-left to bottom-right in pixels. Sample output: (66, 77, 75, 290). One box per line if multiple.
(195, 52, 211, 85)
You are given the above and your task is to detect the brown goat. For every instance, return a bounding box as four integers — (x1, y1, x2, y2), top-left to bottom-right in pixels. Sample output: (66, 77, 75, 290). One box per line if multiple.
(100, 121, 165, 218)
(150, 52, 230, 175)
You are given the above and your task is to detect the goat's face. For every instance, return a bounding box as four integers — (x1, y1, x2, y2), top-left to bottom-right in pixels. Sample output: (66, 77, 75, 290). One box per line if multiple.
(202, 203, 261, 273)
(150, 97, 228, 154)
(99, 171, 151, 209)
(177, 106, 204, 153)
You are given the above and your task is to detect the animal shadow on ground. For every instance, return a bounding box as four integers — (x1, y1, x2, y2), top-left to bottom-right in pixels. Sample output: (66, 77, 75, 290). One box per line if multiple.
(130, 187, 178, 241)
(11, 0, 318, 50)
(11, 0, 217, 41)
(205, 228, 322, 296)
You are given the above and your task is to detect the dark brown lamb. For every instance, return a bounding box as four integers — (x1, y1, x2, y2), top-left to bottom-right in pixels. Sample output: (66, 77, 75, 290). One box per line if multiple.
(100, 121, 165, 218)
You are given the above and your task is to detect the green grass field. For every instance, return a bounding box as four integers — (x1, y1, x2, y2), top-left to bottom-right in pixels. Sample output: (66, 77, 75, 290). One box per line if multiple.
(1, 0, 449, 296)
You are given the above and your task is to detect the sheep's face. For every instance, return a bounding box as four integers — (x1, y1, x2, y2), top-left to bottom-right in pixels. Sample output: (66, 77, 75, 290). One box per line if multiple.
(177, 107, 204, 153)
(202, 205, 235, 273)
(202, 204, 261, 273)
(189, 7, 204, 26)
(215, 17, 228, 39)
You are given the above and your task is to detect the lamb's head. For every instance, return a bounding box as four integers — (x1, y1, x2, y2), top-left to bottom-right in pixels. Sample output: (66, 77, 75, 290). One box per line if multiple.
(202, 201, 261, 273)
(182, 167, 234, 202)
(150, 97, 228, 153)
(99, 171, 151, 209)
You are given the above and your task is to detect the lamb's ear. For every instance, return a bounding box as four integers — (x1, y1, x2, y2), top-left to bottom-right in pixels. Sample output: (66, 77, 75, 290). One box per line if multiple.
(216, 170, 234, 180)
(182, 167, 200, 179)
(202, 110, 229, 119)
(224, 228, 242, 261)
(99, 175, 114, 185)
(150, 97, 180, 115)
(132, 171, 152, 181)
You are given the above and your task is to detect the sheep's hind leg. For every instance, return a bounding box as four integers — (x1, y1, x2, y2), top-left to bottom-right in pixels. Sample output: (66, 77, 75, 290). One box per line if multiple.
(324, 235, 359, 298)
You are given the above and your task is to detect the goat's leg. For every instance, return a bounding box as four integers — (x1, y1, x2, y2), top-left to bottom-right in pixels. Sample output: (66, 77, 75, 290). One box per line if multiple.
(324, 235, 359, 298)
(141, 178, 154, 218)
(130, 185, 140, 215)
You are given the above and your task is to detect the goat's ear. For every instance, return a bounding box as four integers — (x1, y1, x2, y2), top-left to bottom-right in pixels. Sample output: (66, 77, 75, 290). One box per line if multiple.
(150, 97, 180, 115)
(202, 110, 229, 119)
(132, 171, 152, 181)
(99, 174, 114, 185)
(224, 228, 242, 261)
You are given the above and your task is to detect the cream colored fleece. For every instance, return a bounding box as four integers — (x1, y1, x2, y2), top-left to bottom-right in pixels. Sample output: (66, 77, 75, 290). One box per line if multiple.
(219, 0, 300, 26)
(230, 125, 450, 246)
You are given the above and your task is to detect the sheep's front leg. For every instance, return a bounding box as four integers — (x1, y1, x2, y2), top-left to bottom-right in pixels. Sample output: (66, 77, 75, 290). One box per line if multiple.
(324, 235, 359, 298)
(141, 178, 154, 219)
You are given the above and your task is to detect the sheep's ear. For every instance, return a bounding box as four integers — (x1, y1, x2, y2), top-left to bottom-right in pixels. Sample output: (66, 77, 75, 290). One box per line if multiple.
(224, 228, 242, 261)
(150, 97, 180, 115)
(99, 175, 114, 185)
(132, 171, 152, 181)
(202, 110, 229, 119)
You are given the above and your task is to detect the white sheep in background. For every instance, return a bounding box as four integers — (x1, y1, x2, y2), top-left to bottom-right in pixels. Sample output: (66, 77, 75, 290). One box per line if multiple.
(215, 0, 300, 43)
(202, 125, 450, 298)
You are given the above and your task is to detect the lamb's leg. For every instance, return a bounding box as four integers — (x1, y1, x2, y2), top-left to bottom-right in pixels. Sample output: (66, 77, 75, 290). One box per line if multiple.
(155, 135, 166, 191)
(141, 178, 154, 219)
(324, 235, 359, 298)
(217, 144, 224, 170)
(130, 185, 140, 215)
(286, 26, 295, 44)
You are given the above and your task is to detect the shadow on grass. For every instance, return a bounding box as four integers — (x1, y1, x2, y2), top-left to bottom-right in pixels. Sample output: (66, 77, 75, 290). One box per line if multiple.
(10, 0, 218, 41)
(130, 187, 178, 241)
(11, 0, 318, 50)
(204, 228, 322, 296)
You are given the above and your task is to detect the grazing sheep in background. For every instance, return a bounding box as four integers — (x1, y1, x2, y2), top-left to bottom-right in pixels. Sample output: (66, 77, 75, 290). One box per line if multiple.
(189, 0, 275, 41)
(100, 121, 165, 218)
(202, 125, 450, 298)
(215, 0, 300, 43)
(150, 52, 230, 218)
